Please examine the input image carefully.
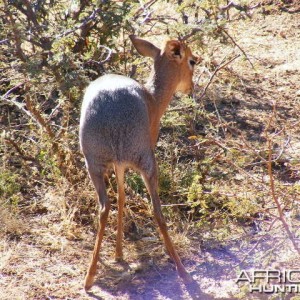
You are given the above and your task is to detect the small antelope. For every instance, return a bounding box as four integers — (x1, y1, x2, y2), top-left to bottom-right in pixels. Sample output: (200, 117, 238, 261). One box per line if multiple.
(80, 35, 197, 290)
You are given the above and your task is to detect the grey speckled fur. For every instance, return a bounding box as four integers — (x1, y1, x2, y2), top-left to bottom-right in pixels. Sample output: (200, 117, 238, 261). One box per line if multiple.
(79, 74, 154, 174)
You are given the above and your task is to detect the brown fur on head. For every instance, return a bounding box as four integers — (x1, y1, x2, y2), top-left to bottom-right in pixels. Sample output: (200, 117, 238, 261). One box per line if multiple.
(130, 35, 198, 94)
(163, 40, 198, 93)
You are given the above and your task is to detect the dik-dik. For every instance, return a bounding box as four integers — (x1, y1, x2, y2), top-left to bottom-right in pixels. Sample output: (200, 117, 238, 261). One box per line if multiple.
(80, 35, 197, 290)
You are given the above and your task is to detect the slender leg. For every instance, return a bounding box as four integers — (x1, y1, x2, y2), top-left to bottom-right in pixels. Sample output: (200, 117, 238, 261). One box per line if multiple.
(141, 153, 193, 284)
(114, 164, 125, 260)
(84, 166, 111, 291)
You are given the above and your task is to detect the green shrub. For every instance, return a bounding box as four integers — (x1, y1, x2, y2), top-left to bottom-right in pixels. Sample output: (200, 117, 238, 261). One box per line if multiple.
(0, 170, 21, 207)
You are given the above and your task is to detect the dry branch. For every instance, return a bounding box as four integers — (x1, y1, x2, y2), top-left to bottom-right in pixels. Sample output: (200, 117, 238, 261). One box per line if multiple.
(179, 26, 202, 42)
(220, 1, 260, 13)
(4, 0, 27, 61)
(266, 138, 300, 254)
(199, 54, 240, 100)
(2, 82, 78, 184)
(17, 0, 40, 27)
(24, 88, 77, 183)
(4, 137, 42, 171)
(56, 8, 101, 40)
(24, 87, 55, 140)
(263, 103, 300, 254)
(133, 0, 158, 21)
(220, 27, 254, 69)
(1, 82, 35, 120)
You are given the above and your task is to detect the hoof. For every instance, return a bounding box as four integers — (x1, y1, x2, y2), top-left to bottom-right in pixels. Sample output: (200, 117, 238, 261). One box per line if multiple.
(115, 256, 124, 262)
(115, 251, 123, 262)
(84, 274, 95, 291)
(180, 271, 194, 285)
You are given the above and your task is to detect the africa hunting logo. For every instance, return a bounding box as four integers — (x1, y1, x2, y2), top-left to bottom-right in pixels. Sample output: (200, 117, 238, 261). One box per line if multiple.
(236, 269, 300, 293)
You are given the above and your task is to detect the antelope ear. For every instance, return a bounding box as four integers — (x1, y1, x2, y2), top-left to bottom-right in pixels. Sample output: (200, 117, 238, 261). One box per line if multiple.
(165, 40, 185, 62)
(129, 35, 160, 59)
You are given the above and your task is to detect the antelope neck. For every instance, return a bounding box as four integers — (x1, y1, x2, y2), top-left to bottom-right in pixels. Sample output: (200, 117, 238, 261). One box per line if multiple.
(145, 70, 178, 119)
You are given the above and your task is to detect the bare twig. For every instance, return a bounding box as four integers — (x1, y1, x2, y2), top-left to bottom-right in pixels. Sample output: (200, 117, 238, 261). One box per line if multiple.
(264, 103, 300, 255)
(266, 138, 300, 254)
(56, 8, 101, 39)
(220, 1, 260, 13)
(1, 82, 37, 120)
(0, 39, 9, 44)
(4, 0, 27, 61)
(161, 203, 190, 207)
(211, 136, 299, 204)
(3, 82, 78, 183)
(133, 0, 158, 21)
(2, 82, 25, 99)
(220, 27, 254, 69)
(180, 27, 203, 42)
(96, 45, 113, 64)
(4, 137, 42, 170)
(18, 0, 40, 27)
(234, 211, 280, 267)
(24, 86, 55, 139)
(280, 6, 300, 14)
(199, 54, 240, 100)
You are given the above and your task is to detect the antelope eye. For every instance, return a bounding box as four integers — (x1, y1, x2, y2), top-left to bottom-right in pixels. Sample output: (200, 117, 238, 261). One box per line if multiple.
(189, 60, 196, 66)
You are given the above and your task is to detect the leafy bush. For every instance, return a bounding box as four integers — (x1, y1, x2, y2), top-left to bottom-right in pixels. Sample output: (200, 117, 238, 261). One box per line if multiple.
(0, 171, 21, 207)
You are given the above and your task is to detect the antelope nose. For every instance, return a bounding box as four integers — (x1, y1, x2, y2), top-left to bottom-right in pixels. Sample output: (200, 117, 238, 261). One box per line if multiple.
(188, 83, 194, 97)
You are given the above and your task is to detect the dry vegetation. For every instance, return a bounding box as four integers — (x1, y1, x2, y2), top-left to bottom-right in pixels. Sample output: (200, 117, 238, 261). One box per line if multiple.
(1, 1, 300, 299)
